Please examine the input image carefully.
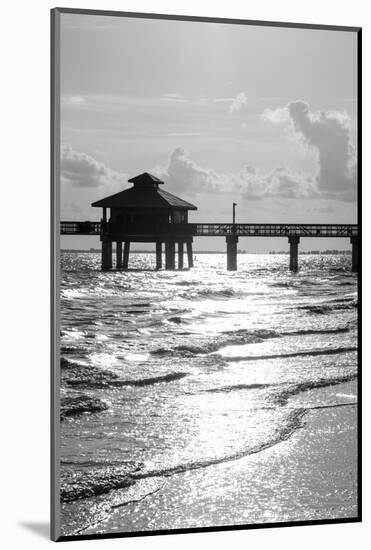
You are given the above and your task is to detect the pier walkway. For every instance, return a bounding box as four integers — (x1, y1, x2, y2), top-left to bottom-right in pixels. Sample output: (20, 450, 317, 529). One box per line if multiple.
(61, 221, 357, 239)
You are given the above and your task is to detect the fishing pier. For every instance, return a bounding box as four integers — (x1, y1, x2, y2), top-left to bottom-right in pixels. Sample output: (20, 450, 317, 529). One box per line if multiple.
(60, 173, 359, 272)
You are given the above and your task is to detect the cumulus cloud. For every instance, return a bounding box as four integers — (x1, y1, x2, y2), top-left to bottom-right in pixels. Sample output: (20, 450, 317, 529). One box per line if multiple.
(261, 106, 289, 124)
(229, 92, 248, 114)
(61, 143, 127, 188)
(246, 167, 318, 200)
(153, 147, 221, 194)
(153, 147, 315, 200)
(261, 100, 357, 201)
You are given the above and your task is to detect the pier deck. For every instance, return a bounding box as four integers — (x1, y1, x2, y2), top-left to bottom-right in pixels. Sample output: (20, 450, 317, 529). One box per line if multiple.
(60, 221, 358, 238)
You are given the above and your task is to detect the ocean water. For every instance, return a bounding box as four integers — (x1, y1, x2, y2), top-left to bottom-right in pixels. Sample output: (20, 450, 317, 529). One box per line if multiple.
(59, 252, 358, 535)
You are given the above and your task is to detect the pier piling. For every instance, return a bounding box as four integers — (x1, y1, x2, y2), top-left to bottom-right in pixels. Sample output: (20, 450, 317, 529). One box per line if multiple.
(288, 236, 300, 271)
(226, 235, 238, 271)
(351, 236, 358, 272)
(186, 241, 194, 268)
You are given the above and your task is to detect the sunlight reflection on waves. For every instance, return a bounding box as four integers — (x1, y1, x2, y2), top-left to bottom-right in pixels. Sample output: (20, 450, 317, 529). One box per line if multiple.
(60, 252, 358, 533)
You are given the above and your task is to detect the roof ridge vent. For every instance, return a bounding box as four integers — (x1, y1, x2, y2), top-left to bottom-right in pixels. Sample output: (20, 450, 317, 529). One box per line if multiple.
(128, 172, 164, 189)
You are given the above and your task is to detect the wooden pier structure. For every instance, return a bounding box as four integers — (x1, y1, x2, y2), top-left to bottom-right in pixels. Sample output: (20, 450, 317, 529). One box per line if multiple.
(60, 173, 359, 272)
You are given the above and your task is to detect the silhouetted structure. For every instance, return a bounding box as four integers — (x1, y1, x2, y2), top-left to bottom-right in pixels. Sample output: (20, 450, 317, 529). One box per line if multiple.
(91, 173, 197, 270)
(61, 189, 359, 272)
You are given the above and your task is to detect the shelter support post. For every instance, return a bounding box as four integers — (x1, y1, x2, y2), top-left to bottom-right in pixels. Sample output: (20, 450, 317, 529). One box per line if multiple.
(165, 241, 175, 270)
(116, 241, 122, 269)
(156, 241, 162, 270)
(226, 235, 238, 271)
(123, 241, 130, 269)
(178, 242, 184, 270)
(288, 236, 300, 272)
(101, 239, 112, 270)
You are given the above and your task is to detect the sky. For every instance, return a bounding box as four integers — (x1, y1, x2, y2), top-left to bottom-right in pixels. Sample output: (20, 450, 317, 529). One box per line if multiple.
(60, 13, 358, 251)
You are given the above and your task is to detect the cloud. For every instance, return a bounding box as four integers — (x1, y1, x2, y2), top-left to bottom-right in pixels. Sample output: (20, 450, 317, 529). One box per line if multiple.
(61, 96, 357, 205)
(261, 100, 357, 201)
(229, 92, 248, 114)
(164, 132, 203, 137)
(64, 95, 86, 105)
(153, 147, 221, 194)
(61, 143, 127, 188)
(160, 93, 188, 103)
(153, 147, 316, 200)
(288, 101, 356, 199)
(213, 97, 235, 103)
(246, 167, 318, 200)
(314, 204, 335, 214)
(261, 107, 289, 124)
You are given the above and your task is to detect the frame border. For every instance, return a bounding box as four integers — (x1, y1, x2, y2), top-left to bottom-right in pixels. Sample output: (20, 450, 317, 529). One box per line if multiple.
(51, 7, 362, 542)
(54, 6, 360, 32)
(51, 7, 61, 542)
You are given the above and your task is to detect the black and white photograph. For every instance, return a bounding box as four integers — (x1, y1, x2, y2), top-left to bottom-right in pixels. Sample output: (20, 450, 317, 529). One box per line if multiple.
(52, 7, 360, 541)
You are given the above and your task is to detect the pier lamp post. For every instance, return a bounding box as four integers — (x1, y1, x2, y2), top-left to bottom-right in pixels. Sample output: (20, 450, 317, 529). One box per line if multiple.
(232, 202, 237, 225)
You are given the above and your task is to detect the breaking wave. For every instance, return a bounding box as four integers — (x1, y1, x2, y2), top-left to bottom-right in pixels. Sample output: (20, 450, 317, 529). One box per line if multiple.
(224, 346, 357, 362)
(183, 287, 241, 300)
(61, 462, 141, 502)
(61, 346, 88, 356)
(61, 359, 120, 388)
(60, 394, 108, 420)
(299, 302, 357, 314)
(61, 359, 188, 389)
(204, 383, 273, 394)
(115, 372, 188, 387)
(271, 373, 358, 405)
(281, 327, 350, 336)
(152, 329, 279, 356)
(151, 327, 353, 357)
(199, 373, 357, 401)
(61, 408, 306, 503)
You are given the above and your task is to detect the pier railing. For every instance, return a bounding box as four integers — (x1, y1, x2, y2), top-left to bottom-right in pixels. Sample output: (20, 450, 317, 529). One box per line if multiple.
(60, 221, 358, 238)
(193, 223, 358, 238)
(60, 221, 101, 235)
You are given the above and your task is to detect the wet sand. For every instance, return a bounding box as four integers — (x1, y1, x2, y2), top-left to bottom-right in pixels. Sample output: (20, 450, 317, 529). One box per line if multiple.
(78, 381, 358, 536)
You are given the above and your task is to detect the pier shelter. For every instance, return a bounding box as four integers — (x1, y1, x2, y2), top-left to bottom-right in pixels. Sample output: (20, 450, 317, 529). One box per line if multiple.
(91, 173, 197, 270)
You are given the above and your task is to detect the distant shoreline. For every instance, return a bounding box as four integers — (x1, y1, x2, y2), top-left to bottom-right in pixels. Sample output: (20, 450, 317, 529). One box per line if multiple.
(61, 249, 352, 255)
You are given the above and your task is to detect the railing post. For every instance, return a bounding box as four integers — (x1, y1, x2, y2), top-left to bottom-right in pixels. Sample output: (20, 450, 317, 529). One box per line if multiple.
(288, 236, 300, 271)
